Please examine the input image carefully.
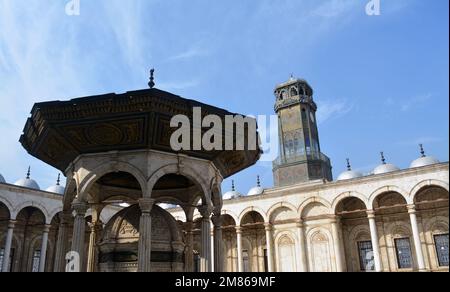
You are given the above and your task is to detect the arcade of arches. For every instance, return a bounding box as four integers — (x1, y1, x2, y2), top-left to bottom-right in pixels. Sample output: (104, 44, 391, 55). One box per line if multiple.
(1, 163, 449, 272)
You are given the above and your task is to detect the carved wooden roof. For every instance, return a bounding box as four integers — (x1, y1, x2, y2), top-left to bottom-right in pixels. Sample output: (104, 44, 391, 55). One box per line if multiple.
(20, 88, 261, 178)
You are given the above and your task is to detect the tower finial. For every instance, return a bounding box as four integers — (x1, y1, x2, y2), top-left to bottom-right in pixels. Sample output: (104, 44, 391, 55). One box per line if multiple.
(419, 144, 426, 157)
(148, 68, 155, 88)
(231, 180, 236, 192)
(289, 73, 295, 81)
(26, 166, 31, 179)
(56, 173, 61, 186)
(380, 152, 386, 164)
(257, 175, 261, 187)
(346, 159, 352, 171)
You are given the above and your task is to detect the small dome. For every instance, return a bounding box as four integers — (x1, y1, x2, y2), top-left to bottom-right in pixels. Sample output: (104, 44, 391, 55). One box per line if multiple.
(337, 170, 363, 181)
(410, 156, 440, 168)
(223, 180, 243, 200)
(15, 178, 40, 190)
(374, 163, 400, 175)
(45, 174, 65, 195)
(46, 185, 65, 195)
(0, 174, 5, 184)
(373, 152, 400, 175)
(14, 167, 40, 190)
(410, 144, 440, 168)
(337, 159, 363, 181)
(247, 176, 264, 196)
(247, 187, 264, 196)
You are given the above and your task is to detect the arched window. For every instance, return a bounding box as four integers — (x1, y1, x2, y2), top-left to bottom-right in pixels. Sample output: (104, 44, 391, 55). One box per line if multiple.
(278, 235, 295, 272)
(31, 250, 41, 273)
(434, 234, 449, 267)
(290, 87, 298, 97)
(394, 238, 413, 269)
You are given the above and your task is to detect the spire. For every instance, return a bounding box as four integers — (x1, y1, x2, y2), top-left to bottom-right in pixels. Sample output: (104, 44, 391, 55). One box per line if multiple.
(380, 152, 386, 164)
(231, 180, 235, 192)
(26, 166, 31, 179)
(56, 173, 61, 186)
(257, 175, 261, 187)
(346, 159, 352, 171)
(148, 68, 155, 89)
(419, 144, 426, 157)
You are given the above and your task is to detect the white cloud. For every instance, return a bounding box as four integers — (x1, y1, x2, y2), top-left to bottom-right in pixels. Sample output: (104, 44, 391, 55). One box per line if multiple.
(167, 46, 209, 62)
(316, 99, 354, 124)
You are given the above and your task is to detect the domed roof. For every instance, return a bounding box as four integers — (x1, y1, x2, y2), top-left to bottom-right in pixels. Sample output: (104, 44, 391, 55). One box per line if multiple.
(337, 159, 363, 181)
(410, 145, 440, 168)
(14, 167, 40, 190)
(45, 174, 65, 195)
(373, 152, 400, 175)
(247, 176, 264, 196)
(0, 174, 5, 184)
(223, 180, 243, 200)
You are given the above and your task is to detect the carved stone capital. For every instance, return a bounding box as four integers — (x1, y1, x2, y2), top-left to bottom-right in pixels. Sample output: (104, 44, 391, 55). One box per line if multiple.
(198, 205, 212, 219)
(43, 224, 52, 233)
(296, 219, 304, 229)
(7, 220, 17, 229)
(407, 204, 417, 214)
(211, 214, 223, 227)
(366, 210, 376, 219)
(235, 226, 243, 234)
(139, 198, 155, 214)
(72, 200, 89, 217)
(264, 223, 272, 232)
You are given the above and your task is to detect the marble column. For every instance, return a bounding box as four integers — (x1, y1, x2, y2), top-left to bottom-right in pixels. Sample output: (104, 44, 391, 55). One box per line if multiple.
(198, 206, 212, 272)
(235, 226, 243, 272)
(296, 220, 308, 272)
(184, 221, 194, 272)
(331, 217, 345, 272)
(212, 214, 223, 272)
(264, 223, 274, 272)
(1, 220, 16, 272)
(210, 228, 215, 272)
(39, 225, 51, 272)
(70, 201, 89, 272)
(367, 210, 382, 272)
(87, 222, 102, 272)
(53, 213, 71, 272)
(138, 198, 155, 272)
(408, 205, 427, 272)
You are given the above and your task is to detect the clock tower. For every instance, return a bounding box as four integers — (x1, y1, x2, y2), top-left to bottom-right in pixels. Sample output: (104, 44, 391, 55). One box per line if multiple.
(273, 77, 333, 187)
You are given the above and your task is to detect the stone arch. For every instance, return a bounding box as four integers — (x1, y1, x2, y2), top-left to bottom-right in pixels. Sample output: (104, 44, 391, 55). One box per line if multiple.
(348, 225, 372, 242)
(274, 231, 298, 272)
(238, 206, 268, 226)
(307, 227, 334, 272)
(209, 175, 223, 209)
(298, 197, 332, 219)
(62, 177, 78, 211)
(369, 186, 409, 209)
(409, 180, 449, 204)
(78, 160, 148, 201)
(147, 164, 211, 206)
(423, 216, 449, 234)
(332, 191, 369, 212)
(12, 201, 50, 224)
(267, 202, 298, 223)
(48, 206, 63, 223)
(0, 195, 13, 218)
(221, 209, 239, 225)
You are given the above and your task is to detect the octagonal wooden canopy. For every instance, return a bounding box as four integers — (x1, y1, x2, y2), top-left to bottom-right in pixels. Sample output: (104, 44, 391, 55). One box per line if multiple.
(20, 88, 261, 178)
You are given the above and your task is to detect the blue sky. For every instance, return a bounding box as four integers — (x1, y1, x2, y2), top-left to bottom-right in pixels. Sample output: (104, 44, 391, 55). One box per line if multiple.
(0, 0, 448, 195)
